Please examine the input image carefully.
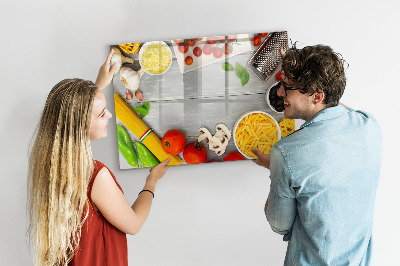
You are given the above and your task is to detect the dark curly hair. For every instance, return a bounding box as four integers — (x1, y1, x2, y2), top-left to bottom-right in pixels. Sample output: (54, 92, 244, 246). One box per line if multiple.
(281, 44, 347, 107)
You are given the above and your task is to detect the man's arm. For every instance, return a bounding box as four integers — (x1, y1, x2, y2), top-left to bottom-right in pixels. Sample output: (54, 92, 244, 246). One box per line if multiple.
(265, 147, 297, 239)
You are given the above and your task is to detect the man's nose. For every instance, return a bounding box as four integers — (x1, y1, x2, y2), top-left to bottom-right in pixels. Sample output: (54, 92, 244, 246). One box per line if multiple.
(277, 83, 285, 97)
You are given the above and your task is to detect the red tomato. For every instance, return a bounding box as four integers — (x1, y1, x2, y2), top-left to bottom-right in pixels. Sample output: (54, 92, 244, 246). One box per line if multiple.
(186, 39, 196, 46)
(275, 71, 282, 81)
(217, 36, 226, 42)
(174, 39, 184, 44)
(206, 37, 217, 44)
(183, 142, 207, 164)
(162, 130, 186, 155)
(185, 56, 193, 65)
(213, 47, 223, 58)
(227, 35, 236, 42)
(253, 36, 261, 46)
(224, 43, 233, 55)
(195, 37, 203, 41)
(258, 32, 268, 37)
(203, 44, 213, 55)
(193, 47, 202, 57)
(222, 152, 245, 161)
(178, 43, 189, 53)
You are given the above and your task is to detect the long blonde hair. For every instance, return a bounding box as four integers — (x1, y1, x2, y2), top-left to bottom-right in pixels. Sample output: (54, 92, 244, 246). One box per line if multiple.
(28, 79, 98, 265)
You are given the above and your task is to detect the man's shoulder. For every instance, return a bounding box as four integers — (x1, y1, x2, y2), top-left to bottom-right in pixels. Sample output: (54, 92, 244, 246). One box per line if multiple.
(273, 107, 381, 157)
(273, 129, 310, 158)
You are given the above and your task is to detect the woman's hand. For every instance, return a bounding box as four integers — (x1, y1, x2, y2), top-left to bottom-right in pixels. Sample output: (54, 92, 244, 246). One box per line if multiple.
(251, 147, 271, 169)
(95, 49, 117, 90)
(146, 158, 171, 186)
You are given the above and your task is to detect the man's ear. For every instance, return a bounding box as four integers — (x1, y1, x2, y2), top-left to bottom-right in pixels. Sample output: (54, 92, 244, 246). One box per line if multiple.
(280, 47, 286, 57)
(313, 92, 325, 104)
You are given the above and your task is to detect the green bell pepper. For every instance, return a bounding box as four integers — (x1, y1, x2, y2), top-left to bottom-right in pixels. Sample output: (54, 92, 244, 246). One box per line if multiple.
(116, 124, 139, 168)
(134, 142, 160, 168)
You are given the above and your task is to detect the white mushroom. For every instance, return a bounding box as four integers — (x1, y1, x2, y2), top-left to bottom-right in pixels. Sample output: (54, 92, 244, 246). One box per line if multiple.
(120, 67, 145, 92)
(215, 124, 231, 141)
(198, 128, 212, 144)
(111, 47, 134, 74)
(197, 124, 231, 156)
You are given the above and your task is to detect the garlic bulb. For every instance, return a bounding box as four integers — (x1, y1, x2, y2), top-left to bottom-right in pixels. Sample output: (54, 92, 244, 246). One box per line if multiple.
(120, 67, 145, 92)
(111, 47, 134, 74)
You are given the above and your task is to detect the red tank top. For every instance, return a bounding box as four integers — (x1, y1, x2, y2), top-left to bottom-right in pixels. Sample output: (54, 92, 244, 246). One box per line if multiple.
(69, 160, 128, 266)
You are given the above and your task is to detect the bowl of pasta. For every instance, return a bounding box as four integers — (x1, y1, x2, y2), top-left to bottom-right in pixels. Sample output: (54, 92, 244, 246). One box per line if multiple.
(139, 41, 172, 75)
(233, 111, 281, 159)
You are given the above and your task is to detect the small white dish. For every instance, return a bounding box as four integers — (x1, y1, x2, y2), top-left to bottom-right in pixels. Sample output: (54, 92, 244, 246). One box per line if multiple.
(233, 110, 281, 159)
(139, 41, 172, 75)
(265, 81, 284, 113)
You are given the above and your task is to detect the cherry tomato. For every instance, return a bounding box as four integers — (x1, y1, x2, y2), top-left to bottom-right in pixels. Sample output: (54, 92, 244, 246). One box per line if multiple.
(178, 43, 189, 53)
(174, 39, 184, 44)
(258, 32, 268, 37)
(162, 130, 186, 155)
(206, 37, 217, 44)
(222, 152, 245, 161)
(185, 56, 193, 65)
(253, 36, 261, 46)
(195, 37, 203, 41)
(224, 43, 233, 55)
(203, 44, 213, 55)
(217, 36, 226, 42)
(227, 35, 236, 42)
(193, 47, 202, 57)
(213, 47, 223, 58)
(183, 142, 207, 164)
(186, 39, 196, 46)
(275, 71, 282, 81)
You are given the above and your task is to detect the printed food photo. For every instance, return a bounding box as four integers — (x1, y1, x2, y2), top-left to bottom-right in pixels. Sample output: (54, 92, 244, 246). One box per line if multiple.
(109, 31, 302, 169)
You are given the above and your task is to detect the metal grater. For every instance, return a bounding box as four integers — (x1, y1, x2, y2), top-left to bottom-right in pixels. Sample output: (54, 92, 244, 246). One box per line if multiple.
(246, 31, 288, 82)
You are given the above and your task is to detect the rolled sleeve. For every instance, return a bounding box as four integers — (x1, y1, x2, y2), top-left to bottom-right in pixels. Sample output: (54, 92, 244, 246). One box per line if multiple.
(266, 146, 297, 241)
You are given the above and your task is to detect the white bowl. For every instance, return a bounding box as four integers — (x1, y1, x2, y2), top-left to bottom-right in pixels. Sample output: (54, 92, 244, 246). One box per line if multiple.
(233, 111, 281, 159)
(139, 41, 172, 75)
(265, 81, 284, 113)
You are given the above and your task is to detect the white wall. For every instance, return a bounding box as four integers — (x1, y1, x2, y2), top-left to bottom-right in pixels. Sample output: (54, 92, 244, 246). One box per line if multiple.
(1, 0, 399, 265)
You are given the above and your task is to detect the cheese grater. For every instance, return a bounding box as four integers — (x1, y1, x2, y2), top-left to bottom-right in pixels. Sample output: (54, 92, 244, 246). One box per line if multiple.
(246, 31, 288, 82)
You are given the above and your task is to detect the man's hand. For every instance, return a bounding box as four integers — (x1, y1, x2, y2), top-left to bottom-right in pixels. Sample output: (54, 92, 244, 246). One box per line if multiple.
(251, 147, 271, 169)
(95, 49, 117, 90)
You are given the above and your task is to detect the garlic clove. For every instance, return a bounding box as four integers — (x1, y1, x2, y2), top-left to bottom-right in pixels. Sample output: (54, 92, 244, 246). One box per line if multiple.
(125, 90, 133, 100)
(135, 90, 144, 101)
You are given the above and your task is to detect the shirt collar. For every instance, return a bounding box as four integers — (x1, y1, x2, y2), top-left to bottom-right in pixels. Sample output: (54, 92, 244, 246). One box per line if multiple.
(300, 105, 349, 129)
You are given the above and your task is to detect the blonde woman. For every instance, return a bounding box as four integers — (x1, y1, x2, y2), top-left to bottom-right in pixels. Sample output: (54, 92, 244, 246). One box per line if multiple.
(27, 50, 170, 266)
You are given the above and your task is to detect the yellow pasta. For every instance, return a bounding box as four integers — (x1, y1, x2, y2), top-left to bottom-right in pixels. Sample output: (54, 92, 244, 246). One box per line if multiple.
(235, 113, 279, 158)
(141, 42, 172, 74)
(118, 43, 141, 54)
(114, 94, 182, 166)
(279, 118, 295, 138)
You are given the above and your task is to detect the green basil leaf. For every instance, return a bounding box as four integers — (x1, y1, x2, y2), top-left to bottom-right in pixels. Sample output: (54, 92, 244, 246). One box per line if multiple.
(222, 62, 234, 71)
(235, 63, 245, 79)
(134, 106, 148, 119)
(241, 69, 250, 86)
(142, 102, 150, 111)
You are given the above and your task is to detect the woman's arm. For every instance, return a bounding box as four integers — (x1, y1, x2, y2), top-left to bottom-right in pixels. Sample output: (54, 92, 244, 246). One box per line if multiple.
(95, 49, 117, 90)
(91, 158, 170, 235)
(339, 102, 349, 109)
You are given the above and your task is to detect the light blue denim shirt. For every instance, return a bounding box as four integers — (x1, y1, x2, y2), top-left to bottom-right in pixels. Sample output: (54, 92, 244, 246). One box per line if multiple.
(266, 105, 382, 266)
